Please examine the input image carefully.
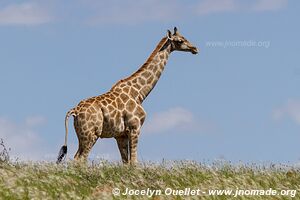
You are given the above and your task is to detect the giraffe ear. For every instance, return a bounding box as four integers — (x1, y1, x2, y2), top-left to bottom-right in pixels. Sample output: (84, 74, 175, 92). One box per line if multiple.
(167, 30, 172, 40)
(173, 27, 178, 35)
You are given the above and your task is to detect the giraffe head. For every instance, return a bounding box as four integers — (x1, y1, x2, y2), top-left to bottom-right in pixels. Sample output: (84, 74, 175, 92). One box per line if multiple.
(167, 27, 198, 54)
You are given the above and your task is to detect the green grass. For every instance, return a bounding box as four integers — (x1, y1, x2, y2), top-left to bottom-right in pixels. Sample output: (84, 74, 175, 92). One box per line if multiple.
(0, 160, 299, 200)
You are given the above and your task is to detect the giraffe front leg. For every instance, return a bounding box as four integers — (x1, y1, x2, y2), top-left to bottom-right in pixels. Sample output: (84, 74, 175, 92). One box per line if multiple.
(127, 107, 146, 165)
(115, 135, 129, 164)
(129, 129, 140, 165)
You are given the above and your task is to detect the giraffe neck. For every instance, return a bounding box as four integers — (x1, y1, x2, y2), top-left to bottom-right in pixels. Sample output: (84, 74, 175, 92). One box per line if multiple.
(111, 37, 172, 103)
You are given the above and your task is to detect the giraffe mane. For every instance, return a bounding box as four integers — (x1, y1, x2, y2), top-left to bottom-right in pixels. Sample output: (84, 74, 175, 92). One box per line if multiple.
(137, 36, 169, 70)
(111, 36, 169, 90)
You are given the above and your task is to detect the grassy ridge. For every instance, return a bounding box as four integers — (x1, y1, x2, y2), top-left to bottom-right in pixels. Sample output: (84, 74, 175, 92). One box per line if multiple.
(0, 161, 299, 200)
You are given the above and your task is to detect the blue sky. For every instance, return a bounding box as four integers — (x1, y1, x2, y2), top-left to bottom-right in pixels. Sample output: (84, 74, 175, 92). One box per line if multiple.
(0, 0, 299, 164)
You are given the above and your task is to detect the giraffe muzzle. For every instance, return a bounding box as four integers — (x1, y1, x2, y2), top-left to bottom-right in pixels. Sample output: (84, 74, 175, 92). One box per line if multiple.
(191, 47, 199, 54)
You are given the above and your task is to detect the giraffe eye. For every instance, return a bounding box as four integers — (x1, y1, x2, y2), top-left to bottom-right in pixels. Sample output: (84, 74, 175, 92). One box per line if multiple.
(177, 39, 184, 43)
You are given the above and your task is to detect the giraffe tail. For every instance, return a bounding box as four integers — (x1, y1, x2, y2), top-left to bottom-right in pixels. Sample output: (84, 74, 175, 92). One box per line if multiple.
(57, 108, 76, 164)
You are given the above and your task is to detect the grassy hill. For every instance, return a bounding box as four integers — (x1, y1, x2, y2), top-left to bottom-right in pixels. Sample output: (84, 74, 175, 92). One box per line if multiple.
(0, 160, 299, 200)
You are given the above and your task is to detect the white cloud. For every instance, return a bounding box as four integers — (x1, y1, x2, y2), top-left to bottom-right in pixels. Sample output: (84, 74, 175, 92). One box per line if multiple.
(0, 116, 46, 160)
(253, 0, 288, 11)
(85, 0, 179, 25)
(143, 107, 198, 134)
(195, 0, 287, 15)
(82, 0, 288, 25)
(0, 2, 52, 26)
(273, 99, 300, 124)
(25, 116, 47, 127)
(196, 0, 238, 15)
(0, 1, 286, 26)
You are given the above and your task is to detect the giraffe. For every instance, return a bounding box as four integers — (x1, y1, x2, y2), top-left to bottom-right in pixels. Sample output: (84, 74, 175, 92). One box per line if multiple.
(57, 27, 198, 164)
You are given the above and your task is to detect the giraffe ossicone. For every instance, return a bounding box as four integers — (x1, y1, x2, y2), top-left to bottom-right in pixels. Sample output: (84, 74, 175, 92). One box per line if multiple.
(57, 27, 198, 164)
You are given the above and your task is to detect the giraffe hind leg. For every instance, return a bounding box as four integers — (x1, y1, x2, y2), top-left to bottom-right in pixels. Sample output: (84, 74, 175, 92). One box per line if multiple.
(74, 132, 98, 162)
(74, 142, 83, 161)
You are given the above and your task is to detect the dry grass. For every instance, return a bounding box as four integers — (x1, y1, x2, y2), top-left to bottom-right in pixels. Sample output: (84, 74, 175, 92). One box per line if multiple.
(0, 160, 299, 200)
(0, 139, 299, 199)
